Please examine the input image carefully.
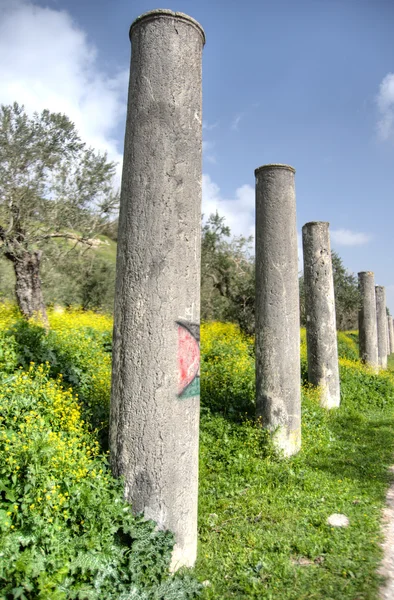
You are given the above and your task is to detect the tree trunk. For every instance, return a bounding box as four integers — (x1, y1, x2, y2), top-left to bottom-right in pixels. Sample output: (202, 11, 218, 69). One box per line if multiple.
(10, 250, 48, 326)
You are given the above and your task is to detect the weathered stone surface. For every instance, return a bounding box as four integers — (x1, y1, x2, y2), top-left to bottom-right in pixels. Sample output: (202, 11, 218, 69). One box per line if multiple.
(302, 222, 340, 409)
(376, 286, 388, 369)
(110, 9, 205, 570)
(255, 164, 301, 456)
(358, 272, 379, 372)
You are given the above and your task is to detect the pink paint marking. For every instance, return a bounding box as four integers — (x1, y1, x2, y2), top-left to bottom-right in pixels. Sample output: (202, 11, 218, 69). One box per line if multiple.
(177, 324, 200, 395)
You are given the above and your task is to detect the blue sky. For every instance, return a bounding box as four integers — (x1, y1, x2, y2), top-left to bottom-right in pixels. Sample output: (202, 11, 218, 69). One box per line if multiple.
(1, 0, 394, 310)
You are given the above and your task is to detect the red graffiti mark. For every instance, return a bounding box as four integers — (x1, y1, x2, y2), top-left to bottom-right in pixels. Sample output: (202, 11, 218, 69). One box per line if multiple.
(177, 323, 200, 396)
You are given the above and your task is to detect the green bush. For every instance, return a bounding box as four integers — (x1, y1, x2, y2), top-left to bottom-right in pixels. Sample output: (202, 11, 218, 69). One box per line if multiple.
(6, 316, 112, 448)
(0, 364, 200, 599)
(200, 322, 255, 418)
(337, 332, 359, 362)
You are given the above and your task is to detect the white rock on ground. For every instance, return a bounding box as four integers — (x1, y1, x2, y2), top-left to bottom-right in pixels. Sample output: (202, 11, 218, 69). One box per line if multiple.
(326, 513, 349, 527)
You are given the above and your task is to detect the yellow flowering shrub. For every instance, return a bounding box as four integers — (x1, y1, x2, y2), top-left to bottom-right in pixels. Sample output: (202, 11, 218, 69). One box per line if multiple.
(337, 331, 359, 361)
(0, 301, 21, 329)
(2, 307, 113, 447)
(201, 322, 255, 416)
(0, 338, 199, 598)
(48, 306, 113, 333)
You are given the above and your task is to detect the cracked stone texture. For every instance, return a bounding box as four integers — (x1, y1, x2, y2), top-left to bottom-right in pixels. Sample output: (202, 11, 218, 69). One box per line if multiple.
(302, 222, 340, 409)
(358, 272, 379, 372)
(255, 164, 301, 457)
(109, 10, 204, 570)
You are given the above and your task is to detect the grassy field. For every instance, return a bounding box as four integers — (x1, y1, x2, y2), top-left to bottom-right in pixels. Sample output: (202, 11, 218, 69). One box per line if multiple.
(197, 349, 394, 598)
(1, 306, 394, 598)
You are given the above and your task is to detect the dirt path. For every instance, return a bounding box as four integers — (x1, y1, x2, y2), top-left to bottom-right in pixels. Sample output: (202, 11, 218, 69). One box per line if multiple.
(379, 466, 394, 599)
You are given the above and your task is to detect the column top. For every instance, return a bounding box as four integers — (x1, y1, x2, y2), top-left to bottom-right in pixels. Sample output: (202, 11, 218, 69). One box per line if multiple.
(255, 163, 295, 175)
(358, 271, 374, 277)
(302, 221, 330, 228)
(130, 9, 206, 45)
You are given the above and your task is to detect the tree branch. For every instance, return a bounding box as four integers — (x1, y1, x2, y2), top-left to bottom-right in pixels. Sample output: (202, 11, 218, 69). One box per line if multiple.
(39, 232, 102, 247)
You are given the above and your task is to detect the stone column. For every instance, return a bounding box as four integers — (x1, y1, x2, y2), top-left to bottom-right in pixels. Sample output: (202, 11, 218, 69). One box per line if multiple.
(255, 164, 301, 456)
(302, 222, 340, 408)
(110, 10, 205, 570)
(390, 316, 394, 355)
(358, 272, 379, 371)
(387, 315, 391, 357)
(375, 286, 388, 369)
(388, 315, 394, 354)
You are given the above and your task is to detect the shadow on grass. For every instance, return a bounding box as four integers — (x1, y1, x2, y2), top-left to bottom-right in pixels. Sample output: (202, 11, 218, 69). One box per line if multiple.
(307, 410, 394, 488)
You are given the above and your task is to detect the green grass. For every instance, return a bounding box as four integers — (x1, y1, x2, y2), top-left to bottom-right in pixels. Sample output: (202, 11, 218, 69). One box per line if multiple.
(196, 326, 394, 599)
(1, 311, 394, 599)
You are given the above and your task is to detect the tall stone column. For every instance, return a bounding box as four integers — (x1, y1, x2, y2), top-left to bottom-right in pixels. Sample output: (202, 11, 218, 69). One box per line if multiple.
(358, 272, 379, 371)
(375, 286, 388, 369)
(390, 316, 394, 355)
(110, 10, 205, 570)
(255, 164, 301, 456)
(302, 222, 340, 408)
(387, 315, 392, 357)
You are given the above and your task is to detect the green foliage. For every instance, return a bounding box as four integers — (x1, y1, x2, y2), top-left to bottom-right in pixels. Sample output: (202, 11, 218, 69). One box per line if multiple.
(201, 213, 255, 335)
(337, 331, 359, 362)
(331, 251, 360, 331)
(0, 315, 201, 598)
(2, 304, 394, 599)
(299, 252, 360, 331)
(198, 320, 394, 598)
(0, 102, 119, 319)
(200, 322, 255, 418)
(5, 315, 112, 449)
(0, 102, 118, 249)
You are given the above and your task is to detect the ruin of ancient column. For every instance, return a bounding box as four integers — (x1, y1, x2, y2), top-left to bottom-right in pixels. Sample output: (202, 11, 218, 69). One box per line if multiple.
(375, 286, 388, 369)
(358, 272, 379, 371)
(110, 10, 205, 570)
(255, 164, 301, 456)
(302, 222, 340, 408)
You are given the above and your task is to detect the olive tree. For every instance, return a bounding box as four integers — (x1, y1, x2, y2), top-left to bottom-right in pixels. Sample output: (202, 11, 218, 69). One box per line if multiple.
(0, 102, 118, 323)
(201, 212, 255, 334)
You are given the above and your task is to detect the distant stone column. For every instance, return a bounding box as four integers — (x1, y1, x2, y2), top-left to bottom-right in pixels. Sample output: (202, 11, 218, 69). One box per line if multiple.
(375, 286, 388, 369)
(387, 315, 392, 357)
(110, 10, 205, 570)
(390, 316, 394, 355)
(255, 164, 301, 456)
(358, 272, 379, 371)
(302, 222, 340, 408)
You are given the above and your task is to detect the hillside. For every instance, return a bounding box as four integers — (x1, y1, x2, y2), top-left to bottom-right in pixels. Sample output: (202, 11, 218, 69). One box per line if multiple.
(0, 234, 118, 313)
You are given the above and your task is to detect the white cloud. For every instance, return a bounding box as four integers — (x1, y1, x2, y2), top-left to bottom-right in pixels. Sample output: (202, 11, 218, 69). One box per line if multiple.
(231, 112, 244, 131)
(376, 73, 394, 140)
(330, 229, 372, 246)
(202, 174, 255, 240)
(203, 121, 218, 131)
(202, 140, 217, 164)
(0, 0, 128, 185)
(202, 174, 304, 271)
